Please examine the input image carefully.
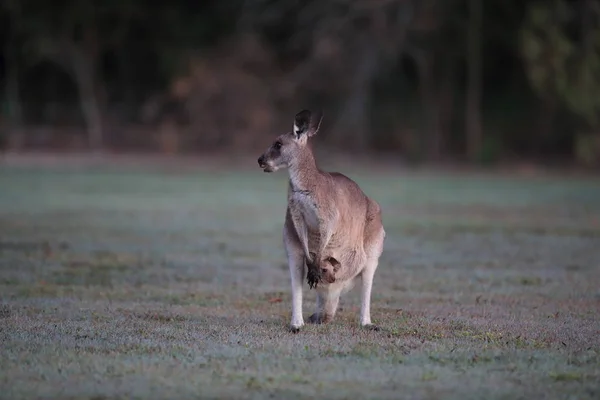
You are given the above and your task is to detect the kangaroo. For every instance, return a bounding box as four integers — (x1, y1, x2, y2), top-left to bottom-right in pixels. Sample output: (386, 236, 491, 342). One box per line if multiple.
(257, 109, 385, 332)
(306, 253, 340, 287)
(317, 256, 341, 285)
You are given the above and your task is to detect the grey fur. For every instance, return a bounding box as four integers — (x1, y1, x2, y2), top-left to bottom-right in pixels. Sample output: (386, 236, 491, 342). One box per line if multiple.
(257, 109, 385, 332)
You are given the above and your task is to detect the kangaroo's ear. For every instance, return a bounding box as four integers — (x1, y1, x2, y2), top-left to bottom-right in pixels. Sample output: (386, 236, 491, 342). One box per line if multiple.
(293, 110, 311, 138)
(327, 257, 341, 272)
(294, 109, 323, 138)
(307, 110, 323, 137)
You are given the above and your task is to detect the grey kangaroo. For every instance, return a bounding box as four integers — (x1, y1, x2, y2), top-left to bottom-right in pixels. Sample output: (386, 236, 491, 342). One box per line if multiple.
(257, 109, 385, 332)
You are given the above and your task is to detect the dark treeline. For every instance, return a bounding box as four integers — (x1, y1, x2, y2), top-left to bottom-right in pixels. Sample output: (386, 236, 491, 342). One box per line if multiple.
(1, 0, 599, 165)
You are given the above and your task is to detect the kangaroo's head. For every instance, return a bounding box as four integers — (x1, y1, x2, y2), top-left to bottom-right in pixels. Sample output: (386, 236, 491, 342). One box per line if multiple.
(257, 109, 323, 173)
(320, 256, 341, 284)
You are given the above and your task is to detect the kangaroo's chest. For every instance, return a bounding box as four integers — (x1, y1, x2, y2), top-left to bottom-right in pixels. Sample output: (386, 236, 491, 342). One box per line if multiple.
(289, 192, 320, 231)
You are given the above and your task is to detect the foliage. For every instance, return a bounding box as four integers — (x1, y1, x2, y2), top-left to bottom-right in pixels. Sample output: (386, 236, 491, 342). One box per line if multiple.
(521, 0, 600, 129)
(0, 0, 598, 164)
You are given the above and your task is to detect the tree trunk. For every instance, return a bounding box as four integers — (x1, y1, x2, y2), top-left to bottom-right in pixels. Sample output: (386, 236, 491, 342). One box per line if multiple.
(69, 37, 104, 151)
(73, 57, 104, 151)
(416, 53, 442, 161)
(466, 0, 483, 161)
(438, 60, 458, 158)
(4, 13, 23, 150)
(582, 0, 599, 134)
(332, 39, 379, 151)
(536, 97, 556, 156)
(119, 48, 136, 120)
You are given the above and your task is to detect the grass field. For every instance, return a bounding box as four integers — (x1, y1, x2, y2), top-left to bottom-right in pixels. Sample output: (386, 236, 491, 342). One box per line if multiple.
(1, 156, 599, 399)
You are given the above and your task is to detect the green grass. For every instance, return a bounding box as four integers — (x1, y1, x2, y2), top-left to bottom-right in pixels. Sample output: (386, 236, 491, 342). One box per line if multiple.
(1, 158, 600, 399)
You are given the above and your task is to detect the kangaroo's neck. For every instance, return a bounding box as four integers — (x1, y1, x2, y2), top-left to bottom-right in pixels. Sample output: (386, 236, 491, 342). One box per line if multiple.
(288, 147, 321, 192)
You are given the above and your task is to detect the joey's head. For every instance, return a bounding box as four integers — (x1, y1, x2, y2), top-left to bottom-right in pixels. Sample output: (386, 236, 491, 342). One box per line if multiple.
(320, 256, 341, 284)
(257, 109, 323, 173)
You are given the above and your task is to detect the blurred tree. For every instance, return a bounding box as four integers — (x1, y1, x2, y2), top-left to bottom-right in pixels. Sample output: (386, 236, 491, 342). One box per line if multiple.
(466, 0, 483, 161)
(2, 0, 24, 149)
(4, 0, 123, 150)
(0, 0, 595, 164)
(404, 0, 464, 161)
(1, 0, 223, 150)
(521, 0, 600, 164)
(237, 0, 415, 150)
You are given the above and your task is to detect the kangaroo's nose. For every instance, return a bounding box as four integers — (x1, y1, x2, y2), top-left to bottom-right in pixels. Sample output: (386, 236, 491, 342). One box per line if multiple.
(258, 155, 265, 166)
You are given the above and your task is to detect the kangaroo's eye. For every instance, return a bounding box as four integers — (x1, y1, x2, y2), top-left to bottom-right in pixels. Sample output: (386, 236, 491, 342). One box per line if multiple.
(274, 141, 282, 150)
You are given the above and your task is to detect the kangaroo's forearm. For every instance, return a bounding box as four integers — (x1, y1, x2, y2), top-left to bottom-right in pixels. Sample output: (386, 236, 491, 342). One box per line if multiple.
(298, 227, 311, 261)
(305, 225, 333, 290)
(291, 214, 312, 261)
(314, 224, 334, 262)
